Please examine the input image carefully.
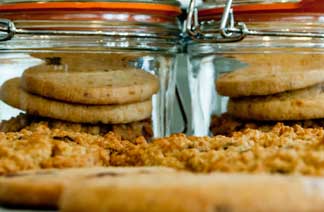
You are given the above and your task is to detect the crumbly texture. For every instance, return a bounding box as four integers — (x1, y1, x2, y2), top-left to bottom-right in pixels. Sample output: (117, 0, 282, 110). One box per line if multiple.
(22, 65, 159, 105)
(2, 119, 324, 176)
(0, 78, 152, 124)
(216, 54, 324, 97)
(60, 172, 324, 212)
(0, 167, 174, 208)
(109, 123, 324, 176)
(228, 83, 324, 120)
(0, 113, 153, 141)
(0, 125, 114, 174)
(210, 113, 324, 136)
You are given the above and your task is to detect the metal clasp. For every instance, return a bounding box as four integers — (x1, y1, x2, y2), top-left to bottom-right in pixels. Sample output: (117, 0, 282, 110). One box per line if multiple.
(187, 0, 324, 43)
(0, 19, 16, 41)
(0, 19, 179, 41)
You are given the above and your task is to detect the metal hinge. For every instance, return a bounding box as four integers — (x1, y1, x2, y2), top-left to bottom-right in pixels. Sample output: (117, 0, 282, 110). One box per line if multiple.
(186, 0, 324, 43)
(0, 19, 178, 42)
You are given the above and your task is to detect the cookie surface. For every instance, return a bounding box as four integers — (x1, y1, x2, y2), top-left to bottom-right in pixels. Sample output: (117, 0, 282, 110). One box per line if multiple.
(1, 78, 152, 124)
(22, 65, 159, 105)
(60, 172, 324, 212)
(30, 52, 139, 69)
(216, 54, 324, 97)
(227, 83, 324, 120)
(0, 167, 174, 208)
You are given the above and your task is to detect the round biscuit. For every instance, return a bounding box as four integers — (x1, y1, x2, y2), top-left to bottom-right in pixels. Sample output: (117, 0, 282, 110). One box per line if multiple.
(228, 83, 324, 120)
(21, 65, 159, 105)
(60, 172, 324, 212)
(216, 54, 324, 97)
(30, 52, 139, 69)
(0, 167, 175, 208)
(1, 78, 152, 124)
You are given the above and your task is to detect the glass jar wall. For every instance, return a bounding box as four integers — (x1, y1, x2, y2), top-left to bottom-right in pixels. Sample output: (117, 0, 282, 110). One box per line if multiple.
(186, 1, 324, 136)
(0, 0, 182, 139)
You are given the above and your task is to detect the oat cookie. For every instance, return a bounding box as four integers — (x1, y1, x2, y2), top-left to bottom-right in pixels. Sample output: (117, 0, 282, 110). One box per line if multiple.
(227, 83, 324, 120)
(21, 65, 159, 104)
(60, 172, 324, 212)
(1, 78, 152, 124)
(216, 54, 324, 97)
(0, 167, 174, 208)
(30, 52, 139, 69)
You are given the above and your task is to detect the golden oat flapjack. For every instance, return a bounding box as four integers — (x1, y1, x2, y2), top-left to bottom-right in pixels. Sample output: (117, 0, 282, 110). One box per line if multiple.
(0, 126, 110, 175)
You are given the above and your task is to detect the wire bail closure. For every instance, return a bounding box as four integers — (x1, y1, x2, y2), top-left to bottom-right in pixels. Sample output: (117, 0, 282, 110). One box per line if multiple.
(186, 0, 324, 43)
(0, 19, 180, 42)
(0, 19, 15, 41)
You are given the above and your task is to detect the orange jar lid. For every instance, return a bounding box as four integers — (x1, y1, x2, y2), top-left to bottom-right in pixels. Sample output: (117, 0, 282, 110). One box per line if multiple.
(0, 1, 182, 16)
(187, 0, 324, 43)
(199, 0, 324, 17)
(201, 3, 301, 17)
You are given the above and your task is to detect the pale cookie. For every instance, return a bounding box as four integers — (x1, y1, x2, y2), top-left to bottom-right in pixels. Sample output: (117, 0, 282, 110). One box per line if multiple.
(0, 78, 152, 124)
(228, 83, 324, 120)
(216, 54, 324, 97)
(21, 65, 159, 104)
(0, 167, 175, 208)
(30, 52, 140, 69)
(60, 172, 324, 212)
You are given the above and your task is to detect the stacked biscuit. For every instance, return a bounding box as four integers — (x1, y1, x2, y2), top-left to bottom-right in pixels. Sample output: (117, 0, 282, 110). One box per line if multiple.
(216, 54, 324, 121)
(0, 64, 159, 126)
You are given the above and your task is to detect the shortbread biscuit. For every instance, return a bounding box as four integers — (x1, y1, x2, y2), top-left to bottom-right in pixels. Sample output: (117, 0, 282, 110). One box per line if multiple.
(0, 167, 174, 208)
(0, 78, 152, 124)
(216, 54, 324, 97)
(60, 172, 324, 212)
(22, 65, 159, 104)
(30, 52, 139, 69)
(227, 83, 324, 120)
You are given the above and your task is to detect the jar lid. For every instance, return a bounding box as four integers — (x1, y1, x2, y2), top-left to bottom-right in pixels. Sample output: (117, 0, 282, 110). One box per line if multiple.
(186, 0, 324, 43)
(0, 1, 181, 16)
(199, 0, 323, 12)
(202, 0, 300, 3)
(0, 0, 182, 43)
(199, 0, 303, 17)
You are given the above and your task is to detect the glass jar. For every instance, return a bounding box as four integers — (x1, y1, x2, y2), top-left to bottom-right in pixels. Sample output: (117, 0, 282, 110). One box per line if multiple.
(186, 0, 324, 136)
(0, 0, 182, 139)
